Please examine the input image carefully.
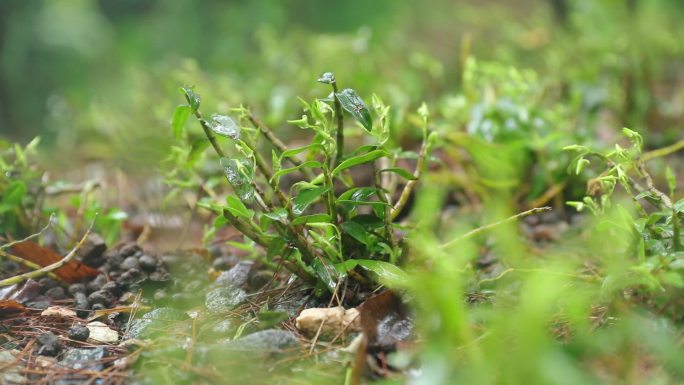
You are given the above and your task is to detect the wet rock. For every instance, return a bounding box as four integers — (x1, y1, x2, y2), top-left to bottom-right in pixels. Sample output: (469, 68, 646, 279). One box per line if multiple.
(44, 286, 66, 300)
(78, 233, 107, 268)
(101, 281, 121, 296)
(117, 268, 145, 285)
(73, 292, 89, 315)
(205, 286, 246, 313)
(248, 270, 273, 290)
(59, 347, 107, 371)
(87, 275, 107, 293)
(215, 261, 253, 287)
(91, 303, 106, 311)
(25, 299, 51, 310)
(228, 329, 299, 351)
(120, 243, 141, 258)
(212, 255, 237, 271)
(121, 256, 140, 271)
(127, 308, 188, 339)
(148, 269, 170, 282)
(68, 283, 87, 295)
(138, 254, 157, 272)
(88, 290, 114, 307)
(68, 325, 90, 341)
(36, 332, 62, 356)
(39, 277, 59, 293)
(0, 350, 24, 383)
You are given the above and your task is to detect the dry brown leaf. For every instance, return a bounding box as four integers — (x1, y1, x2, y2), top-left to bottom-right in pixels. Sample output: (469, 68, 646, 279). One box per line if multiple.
(12, 241, 100, 283)
(0, 300, 27, 317)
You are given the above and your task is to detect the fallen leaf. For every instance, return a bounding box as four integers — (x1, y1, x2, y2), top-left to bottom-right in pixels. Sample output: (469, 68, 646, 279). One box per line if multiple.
(12, 241, 100, 283)
(0, 300, 27, 317)
(86, 321, 119, 343)
(41, 306, 77, 318)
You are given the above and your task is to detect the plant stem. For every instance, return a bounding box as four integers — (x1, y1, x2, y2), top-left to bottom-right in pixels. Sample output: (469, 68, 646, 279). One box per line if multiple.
(391, 133, 429, 221)
(184, 94, 227, 159)
(0, 217, 96, 286)
(439, 207, 551, 250)
(331, 81, 345, 168)
(373, 164, 397, 251)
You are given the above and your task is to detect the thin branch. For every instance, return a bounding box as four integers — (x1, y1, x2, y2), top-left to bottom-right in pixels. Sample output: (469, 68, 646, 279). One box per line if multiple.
(440, 207, 552, 250)
(642, 139, 684, 162)
(0, 216, 96, 286)
(391, 136, 429, 221)
(0, 213, 54, 251)
(184, 93, 227, 158)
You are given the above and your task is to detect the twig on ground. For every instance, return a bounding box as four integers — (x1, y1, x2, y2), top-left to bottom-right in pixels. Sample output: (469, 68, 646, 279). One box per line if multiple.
(0, 216, 97, 286)
(440, 207, 551, 249)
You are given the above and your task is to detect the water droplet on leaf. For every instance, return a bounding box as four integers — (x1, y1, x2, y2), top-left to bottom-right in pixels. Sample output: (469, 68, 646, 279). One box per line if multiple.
(209, 114, 240, 140)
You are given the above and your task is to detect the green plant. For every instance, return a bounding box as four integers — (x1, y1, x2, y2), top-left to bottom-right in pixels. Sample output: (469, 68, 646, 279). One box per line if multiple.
(170, 73, 436, 293)
(566, 128, 684, 293)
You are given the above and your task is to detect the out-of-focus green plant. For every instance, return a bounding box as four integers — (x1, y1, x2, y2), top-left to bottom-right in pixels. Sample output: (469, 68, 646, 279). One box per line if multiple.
(0, 137, 42, 235)
(567, 128, 684, 294)
(168, 73, 436, 293)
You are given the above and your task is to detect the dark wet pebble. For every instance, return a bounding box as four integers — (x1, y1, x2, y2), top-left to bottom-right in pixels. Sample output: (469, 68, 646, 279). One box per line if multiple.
(36, 332, 62, 356)
(215, 261, 253, 287)
(44, 286, 66, 300)
(117, 268, 145, 285)
(212, 256, 237, 271)
(87, 275, 107, 293)
(138, 254, 157, 272)
(248, 270, 273, 290)
(101, 281, 121, 296)
(68, 283, 87, 295)
(78, 233, 107, 268)
(121, 256, 140, 271)
(25, 299, 51, 310)
(73, 292, 90, 317)
(88, 290, 114, 306)
(91, 303, 106, 311)
(120, 243, 141, 258)
(148, 269, 170, 282)
(67, 325, 90, 341)
(38, 278, 59, 293)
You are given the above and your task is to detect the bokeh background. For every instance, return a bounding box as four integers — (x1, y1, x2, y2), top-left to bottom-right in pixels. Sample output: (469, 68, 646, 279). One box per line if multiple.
(2, 0, 683, 170)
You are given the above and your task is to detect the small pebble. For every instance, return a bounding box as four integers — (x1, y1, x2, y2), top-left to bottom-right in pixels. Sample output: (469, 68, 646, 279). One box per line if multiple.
(102, 281, 121, 296)
(121, 256, 140, 271)
(68, 283, 87, 295)
(68, 325, 90, 341)
(38, 278, 58, 293)
(120, 244, 141, 258)
(44, 286, 66, 300)
(138, 254, 157, 272)
(36, 332, 62, 356)
(91, 303, 107, 311)
(212, 256, 235, 271)
(88, 275, 108, 293)
(88, 290, 113, 306)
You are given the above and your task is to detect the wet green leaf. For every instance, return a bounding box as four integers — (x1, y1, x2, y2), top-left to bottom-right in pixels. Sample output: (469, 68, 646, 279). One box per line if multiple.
(171, 105, 191, 140)
(293, 186, 329, 215)
(225, 195, 253, 219)
(379, 167, 417, 180)
(317, 72, 335, 84)
(332, 149, 388, 176)
(292, 214, 332, 225)
(209, 114, 240, 140)
(180, 86, 201, 111)
(336, 88, 372, 131)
